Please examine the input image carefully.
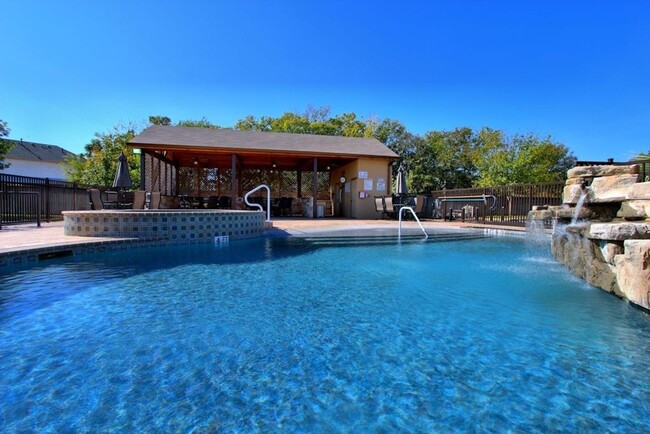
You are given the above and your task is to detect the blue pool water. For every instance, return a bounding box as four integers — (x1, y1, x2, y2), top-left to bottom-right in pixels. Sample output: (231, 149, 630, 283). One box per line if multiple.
(1, 234, 649, 431)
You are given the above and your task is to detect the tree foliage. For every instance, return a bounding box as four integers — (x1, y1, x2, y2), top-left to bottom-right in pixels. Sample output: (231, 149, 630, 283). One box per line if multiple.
(473, 132, 575, 186)
(0, 119, 15, 170)
(148, 115, 171, 126)
(176, 117, 221, 129)
(64, 123, 139, 187)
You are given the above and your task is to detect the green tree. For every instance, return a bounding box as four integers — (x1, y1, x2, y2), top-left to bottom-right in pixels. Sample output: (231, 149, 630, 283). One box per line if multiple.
(64, 123, 140, 187)
(0, 119, 15, 170)
(474, 131, 575, 186)
(148, 115, 172, 126)
(409, 127, 478, 192)
(176, 117, 221, 129)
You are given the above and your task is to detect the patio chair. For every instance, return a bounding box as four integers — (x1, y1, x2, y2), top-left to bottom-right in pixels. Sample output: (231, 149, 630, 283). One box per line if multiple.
(384, 196, 397, 219)
(149, 192, 161, 210)
(414, 195, 426, 218)
(88, 189, 103, 210)
(88, 188, 117, 210)
(279, 197, 293, 216)
(218, 196, 231, 209)
(374, 196, 386, 219)
(207, 196, 219, 209)
(132, 190, 146, 209)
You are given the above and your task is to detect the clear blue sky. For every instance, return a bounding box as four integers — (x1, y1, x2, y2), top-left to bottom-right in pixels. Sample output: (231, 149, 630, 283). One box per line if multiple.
(2, 0, 649, 161)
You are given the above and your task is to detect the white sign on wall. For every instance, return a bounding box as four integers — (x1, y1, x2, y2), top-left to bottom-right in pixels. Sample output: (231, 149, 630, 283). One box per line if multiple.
(358, 171, 368, 179)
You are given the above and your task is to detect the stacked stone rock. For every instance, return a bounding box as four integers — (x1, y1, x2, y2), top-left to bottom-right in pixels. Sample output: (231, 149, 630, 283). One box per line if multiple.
(529, 164, 650, 311)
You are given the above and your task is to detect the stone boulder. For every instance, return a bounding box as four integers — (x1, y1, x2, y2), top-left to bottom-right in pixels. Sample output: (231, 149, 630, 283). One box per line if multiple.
(589, 222, 650, 240)
(563, 184, 586, 204)
(567, 164, 639, 178)
(588, 174, 640, 203)
(627, 182, 650, 200)
(614, 240, 650, 310)
(618, 200, 650, 221)
(552, 232, 620, 295)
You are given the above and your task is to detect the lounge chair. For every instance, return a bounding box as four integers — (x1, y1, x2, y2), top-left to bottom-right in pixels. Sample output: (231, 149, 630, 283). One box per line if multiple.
(132, 190, 146, 209)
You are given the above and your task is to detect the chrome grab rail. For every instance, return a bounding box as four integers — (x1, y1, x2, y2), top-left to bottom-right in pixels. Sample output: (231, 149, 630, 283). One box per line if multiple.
(398, 206, 428, 239)
(439, 194, 497, 211)
(244, 184, 271, 222)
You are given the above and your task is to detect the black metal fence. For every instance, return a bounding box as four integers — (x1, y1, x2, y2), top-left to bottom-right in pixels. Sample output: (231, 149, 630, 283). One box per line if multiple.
(431, 182, 565, 227)
(0, 174, 90, 228)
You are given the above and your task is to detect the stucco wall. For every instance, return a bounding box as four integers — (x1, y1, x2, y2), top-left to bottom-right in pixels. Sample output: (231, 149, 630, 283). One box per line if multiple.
(331, 158, 393, 219)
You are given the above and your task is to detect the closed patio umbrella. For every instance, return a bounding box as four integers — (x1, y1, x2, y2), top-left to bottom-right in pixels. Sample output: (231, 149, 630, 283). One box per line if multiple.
(113, 152, 132, 190)
(396, 164, 408, 196)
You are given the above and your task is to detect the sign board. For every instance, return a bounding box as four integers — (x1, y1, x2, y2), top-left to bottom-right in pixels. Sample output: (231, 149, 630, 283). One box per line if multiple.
(376, 178, 386, 191)
(358, 171, 368, 179)
(364, 179, 374, 191)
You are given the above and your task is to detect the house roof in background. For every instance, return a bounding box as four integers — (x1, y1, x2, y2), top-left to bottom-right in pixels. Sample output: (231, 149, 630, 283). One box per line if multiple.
(4, 139, 74, 163)
(128, 126, 399, 159)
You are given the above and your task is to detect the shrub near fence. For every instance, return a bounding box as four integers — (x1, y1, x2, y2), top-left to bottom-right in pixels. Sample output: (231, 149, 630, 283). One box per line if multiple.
(431, 182, 565, 227)
(0, 174, 90, 228)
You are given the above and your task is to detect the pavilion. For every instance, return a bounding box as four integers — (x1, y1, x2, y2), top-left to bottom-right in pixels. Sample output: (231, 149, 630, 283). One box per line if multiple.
(127, 125, 399, 218)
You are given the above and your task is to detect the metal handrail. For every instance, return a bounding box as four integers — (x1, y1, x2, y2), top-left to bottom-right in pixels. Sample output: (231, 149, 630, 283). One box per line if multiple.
(244, 184, 271, 222)
(439, 194, 497, 211)
(398, 206, 428, 239)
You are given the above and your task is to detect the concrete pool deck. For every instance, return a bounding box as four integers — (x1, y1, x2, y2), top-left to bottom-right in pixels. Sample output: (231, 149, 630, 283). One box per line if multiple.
(0, 218, 527, 258)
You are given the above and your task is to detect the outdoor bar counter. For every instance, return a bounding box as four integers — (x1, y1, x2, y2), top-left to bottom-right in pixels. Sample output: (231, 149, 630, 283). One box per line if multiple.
(62, 209, 266, 242)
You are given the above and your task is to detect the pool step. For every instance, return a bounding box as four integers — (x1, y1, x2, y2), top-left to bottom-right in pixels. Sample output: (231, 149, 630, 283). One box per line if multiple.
(303, 233, 486, 247)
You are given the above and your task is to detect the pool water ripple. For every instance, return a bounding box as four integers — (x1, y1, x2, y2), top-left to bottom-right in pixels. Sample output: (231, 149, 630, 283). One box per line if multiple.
(1, 236, 649, 431)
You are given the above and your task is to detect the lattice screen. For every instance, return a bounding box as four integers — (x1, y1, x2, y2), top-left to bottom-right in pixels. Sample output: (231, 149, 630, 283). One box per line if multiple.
(145, 153, 176, 195)
(166, 165, 331, 199)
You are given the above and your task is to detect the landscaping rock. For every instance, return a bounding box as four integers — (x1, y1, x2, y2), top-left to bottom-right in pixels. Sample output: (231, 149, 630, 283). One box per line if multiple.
(615, 240, 650, 310)
(597, 240, 623, 265)
(563, 184, 585, 204)
(588, 222, 650, 240)
(567, 164, 639, 178)
(588, 174, 639, 203)
(618, 200, 650, 221)
(565, 177, 586, 186)
(627, 182, 650, 200)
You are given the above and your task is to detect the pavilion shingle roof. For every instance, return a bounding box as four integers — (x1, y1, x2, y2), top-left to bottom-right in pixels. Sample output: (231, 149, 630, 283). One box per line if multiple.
(128, 126, 399, 159)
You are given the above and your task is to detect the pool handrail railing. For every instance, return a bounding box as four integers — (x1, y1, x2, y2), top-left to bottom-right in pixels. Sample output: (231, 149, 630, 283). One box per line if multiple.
(244, 184, 271, 222)
(398, 206, 428, 239)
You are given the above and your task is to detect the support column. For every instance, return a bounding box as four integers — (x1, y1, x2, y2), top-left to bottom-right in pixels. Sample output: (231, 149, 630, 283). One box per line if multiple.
(231, 154, 238, 209)
(297, 169, 302, 198)
(140, 151, 146, 190)
(312, 157, 318, 218)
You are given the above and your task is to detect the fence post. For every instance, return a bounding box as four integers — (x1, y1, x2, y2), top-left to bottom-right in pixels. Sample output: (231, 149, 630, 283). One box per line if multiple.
(36, 192, 41, 227)
(45, 177, 51, 222)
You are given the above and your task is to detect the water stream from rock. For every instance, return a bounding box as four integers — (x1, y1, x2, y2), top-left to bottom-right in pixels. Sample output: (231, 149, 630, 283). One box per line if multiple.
(570, 190, 589, 226)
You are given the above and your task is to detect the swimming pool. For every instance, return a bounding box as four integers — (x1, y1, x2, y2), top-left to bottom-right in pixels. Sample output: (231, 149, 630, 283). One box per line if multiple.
(1, 233, 649, 431)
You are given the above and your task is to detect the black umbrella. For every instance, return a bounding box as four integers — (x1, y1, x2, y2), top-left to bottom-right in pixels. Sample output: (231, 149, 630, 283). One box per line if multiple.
(113, 152, 132, 190)
(396, 164, 408, 196)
